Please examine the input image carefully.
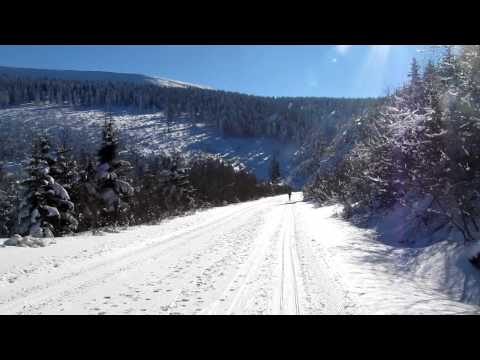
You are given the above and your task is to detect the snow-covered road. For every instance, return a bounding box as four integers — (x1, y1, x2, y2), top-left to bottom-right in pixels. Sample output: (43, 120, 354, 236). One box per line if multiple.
(0, 193, 478, 315)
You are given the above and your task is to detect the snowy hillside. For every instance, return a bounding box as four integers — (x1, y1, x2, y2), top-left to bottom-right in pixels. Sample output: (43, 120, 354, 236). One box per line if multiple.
(0, 67, 377, 187)
(0, 104, 297, 183)
(0, 66, 212, 90)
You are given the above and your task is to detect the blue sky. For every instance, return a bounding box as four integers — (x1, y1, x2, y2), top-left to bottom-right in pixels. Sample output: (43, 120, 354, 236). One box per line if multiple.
(0, 45, 432, 98)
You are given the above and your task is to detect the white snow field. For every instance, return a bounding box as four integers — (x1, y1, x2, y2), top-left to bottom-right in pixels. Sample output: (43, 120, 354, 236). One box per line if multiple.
(0, 193, 479, 315)
(0, 104, 297, 183)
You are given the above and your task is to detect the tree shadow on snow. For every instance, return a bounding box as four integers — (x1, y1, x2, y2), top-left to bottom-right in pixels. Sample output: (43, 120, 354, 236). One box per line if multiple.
(279, 200, 303, 206)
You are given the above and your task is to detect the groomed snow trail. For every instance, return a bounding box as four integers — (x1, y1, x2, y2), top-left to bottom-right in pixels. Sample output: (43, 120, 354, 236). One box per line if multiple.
(0, 193, 478, 315)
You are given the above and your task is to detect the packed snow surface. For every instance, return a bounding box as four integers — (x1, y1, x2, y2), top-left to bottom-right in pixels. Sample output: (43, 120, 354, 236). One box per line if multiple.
(0, 193, 478, 315)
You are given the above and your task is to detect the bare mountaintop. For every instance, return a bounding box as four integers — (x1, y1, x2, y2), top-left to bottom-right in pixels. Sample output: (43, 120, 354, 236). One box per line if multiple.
(0, 65, 213, 90)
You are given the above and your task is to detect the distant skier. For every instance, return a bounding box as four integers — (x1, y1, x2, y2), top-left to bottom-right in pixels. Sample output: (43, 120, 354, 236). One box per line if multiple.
(288, 190, 292, 202)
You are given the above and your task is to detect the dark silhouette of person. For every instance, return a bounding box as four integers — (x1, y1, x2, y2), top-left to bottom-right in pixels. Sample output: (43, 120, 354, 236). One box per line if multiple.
(288, 190, 292, 201)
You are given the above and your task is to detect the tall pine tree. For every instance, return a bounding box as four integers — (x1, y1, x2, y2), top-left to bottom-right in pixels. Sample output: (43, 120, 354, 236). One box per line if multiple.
(17, 136, 76, 237)
(96, 118, 134, 228)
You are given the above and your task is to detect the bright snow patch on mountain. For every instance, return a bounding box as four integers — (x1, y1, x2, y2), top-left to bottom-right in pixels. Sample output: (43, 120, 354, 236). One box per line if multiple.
(148, 77, 214, 90)
(0, 104, 294, 182)
(0, 66, 213, 90)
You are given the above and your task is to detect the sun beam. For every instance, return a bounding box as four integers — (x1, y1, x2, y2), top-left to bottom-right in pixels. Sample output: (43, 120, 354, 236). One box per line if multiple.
(352, 45, 394, 97)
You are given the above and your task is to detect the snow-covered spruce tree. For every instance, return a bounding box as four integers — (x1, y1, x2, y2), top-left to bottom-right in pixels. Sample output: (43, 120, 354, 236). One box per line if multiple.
(0, 163, 17, 236)
(396, 46, 480, 242)
(49, 144, 80, 235)
(304, 46, 480, 243)
(438, 45, 480, 242)
(16, 136, 77, 238)
(51, 143, 79, 192)
(407, 57, 425, 109)
(95, 118, 134, 228)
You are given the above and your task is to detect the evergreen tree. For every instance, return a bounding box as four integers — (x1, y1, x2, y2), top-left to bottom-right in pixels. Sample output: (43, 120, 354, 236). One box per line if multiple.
(0, 163, 16, 236)
(269, 156, 281, 183)
(17, 136, 76, 237)
(423, 60, 438, 104)
(437, 45, 461, 89)
(407, 57, 424, 108)
(51, 144, 78, 192)
(304, 45, 480, 243)
(49, 144, 80, 235)
(96, 118, 134, 227)
(75, 156, 102, 232)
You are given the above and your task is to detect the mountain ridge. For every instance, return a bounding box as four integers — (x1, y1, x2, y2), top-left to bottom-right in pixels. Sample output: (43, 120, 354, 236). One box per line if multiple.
(0, 65, 213, 90)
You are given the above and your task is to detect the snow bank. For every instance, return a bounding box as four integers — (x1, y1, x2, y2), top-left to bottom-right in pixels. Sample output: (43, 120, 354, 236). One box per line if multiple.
(387, 240, 480, 306)
(296, 201, 480, 313)
(3, 234, 52, 248)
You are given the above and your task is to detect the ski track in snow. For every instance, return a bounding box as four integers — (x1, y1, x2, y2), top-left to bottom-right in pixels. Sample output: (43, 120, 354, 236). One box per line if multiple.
(0, 193, 478, 315)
